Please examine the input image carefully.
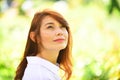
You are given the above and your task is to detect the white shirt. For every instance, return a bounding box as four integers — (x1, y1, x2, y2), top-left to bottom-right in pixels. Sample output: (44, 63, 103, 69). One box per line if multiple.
(22, 56, 61, 80)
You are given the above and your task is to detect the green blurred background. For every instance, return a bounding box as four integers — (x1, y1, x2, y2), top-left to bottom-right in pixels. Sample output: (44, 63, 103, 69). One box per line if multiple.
(0, 0, 120, 80)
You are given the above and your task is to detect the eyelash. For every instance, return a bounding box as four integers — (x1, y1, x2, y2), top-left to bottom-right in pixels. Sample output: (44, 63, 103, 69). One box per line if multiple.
(47, 26, 53, 28)
(47, 26, 66, 29)
(60, 26, 66, 28)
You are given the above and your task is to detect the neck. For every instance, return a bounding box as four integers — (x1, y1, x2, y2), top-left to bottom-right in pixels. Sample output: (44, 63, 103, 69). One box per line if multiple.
(36, 50, 59, 64)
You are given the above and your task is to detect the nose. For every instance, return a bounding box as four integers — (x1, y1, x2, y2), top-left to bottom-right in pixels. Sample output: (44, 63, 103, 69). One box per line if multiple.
(55, 28, 63, 36)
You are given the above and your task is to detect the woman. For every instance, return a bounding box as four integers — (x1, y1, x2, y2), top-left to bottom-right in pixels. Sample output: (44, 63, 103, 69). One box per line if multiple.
(14, 9, 73, 80)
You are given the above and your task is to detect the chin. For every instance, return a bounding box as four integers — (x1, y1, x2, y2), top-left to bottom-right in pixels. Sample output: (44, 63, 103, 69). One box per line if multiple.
(50, 44, 67, 51)
(57, 45, 67, 50)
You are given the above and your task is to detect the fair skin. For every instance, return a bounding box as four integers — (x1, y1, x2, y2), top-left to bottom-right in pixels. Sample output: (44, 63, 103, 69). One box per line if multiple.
(31, 16, 68, 64)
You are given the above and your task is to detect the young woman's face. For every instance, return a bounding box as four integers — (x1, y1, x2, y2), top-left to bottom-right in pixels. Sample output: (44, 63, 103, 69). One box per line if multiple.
(39, 16, 68, 51)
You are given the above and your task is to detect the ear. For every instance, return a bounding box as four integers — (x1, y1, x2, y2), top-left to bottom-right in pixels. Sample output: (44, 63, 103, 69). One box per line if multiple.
(30, 32, 36, 42)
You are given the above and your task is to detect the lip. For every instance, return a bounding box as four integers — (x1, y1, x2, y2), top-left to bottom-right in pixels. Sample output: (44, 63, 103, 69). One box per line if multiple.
(54, 38, 65, 42)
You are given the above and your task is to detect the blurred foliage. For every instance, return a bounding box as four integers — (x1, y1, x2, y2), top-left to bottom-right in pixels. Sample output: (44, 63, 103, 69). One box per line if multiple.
(0, 0, 120, 80)
(108, 0, 120, 14)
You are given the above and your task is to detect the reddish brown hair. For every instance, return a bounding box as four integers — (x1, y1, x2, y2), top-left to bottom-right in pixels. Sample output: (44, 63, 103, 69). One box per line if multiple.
(14, 9, 72, 80)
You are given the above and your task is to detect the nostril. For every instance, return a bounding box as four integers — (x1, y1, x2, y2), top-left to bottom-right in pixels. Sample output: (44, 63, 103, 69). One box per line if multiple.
(56, 32, 63, 36)
(56, 31, 63, 36)
(55, 28, 64, 36)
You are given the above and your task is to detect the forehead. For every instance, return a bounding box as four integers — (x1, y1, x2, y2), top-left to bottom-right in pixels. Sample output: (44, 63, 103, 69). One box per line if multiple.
(41, 16, 61, 25)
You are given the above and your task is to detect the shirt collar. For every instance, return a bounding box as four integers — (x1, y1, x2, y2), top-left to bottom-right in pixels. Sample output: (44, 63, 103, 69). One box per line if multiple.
(26, 56, 59, 74)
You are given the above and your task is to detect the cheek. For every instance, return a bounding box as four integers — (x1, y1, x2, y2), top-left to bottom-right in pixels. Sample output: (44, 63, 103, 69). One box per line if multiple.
(40, 31, 51, 43)
(65, 31, 69, 45)
(65, 31, 68, 39)
(40, 33, 47, 41)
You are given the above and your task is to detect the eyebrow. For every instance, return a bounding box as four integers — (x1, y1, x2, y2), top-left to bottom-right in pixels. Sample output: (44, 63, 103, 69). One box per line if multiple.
(44, 22, 54, 26)
(44, 22, 62, 27)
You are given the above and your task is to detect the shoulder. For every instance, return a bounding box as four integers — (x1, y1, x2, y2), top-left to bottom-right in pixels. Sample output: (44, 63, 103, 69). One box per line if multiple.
(22, 64, 51, 80)
(22, 64, 43, 80)
(22, 57, 61, 80)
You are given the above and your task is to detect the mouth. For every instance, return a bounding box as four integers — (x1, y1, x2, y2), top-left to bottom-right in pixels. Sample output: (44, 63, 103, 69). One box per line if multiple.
(54, 38, 65, 42)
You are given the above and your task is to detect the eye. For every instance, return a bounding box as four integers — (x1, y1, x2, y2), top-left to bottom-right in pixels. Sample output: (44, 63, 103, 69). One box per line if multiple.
(60, 26, 66, 29)
(47, 25, 54, 29)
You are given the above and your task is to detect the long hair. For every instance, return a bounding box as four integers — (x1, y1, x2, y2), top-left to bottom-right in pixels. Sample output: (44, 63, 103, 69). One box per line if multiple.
(14, 9, 72, 80)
